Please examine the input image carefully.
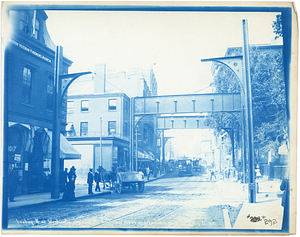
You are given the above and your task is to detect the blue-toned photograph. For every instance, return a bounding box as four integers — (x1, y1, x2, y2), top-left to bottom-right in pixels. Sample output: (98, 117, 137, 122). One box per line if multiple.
(1, 1, 297, 235)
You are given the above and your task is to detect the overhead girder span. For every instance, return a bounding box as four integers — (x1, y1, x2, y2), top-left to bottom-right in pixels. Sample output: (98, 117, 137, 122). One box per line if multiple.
(134, 93, 241, 116)
(157, 116, 208, 130)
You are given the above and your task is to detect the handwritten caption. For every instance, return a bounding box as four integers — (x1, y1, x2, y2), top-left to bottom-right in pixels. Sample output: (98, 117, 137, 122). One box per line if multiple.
(16, 219, 67, 226)
(246, 214, 278, 226)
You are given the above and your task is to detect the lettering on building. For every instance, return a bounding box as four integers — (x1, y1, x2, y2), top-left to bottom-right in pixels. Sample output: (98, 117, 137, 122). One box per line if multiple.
(9, 38, 52, 63)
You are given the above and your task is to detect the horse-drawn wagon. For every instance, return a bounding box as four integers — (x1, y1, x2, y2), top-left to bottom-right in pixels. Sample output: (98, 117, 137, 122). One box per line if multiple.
(114, 171, 145, 194)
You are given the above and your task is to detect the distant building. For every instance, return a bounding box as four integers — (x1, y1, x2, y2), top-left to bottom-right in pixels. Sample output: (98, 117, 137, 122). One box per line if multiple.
(66, 92, 131, 180)
(5, 9, 79, 193)
(66, 64, 157, 179)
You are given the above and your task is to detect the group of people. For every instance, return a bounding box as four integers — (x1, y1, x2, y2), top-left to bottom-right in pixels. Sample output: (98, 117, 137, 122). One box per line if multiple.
(62, 166, 77, 201)
(87, 168, 102, 194)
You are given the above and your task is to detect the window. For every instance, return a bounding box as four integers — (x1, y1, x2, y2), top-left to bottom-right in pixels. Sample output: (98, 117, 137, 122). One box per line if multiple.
(124, 122, 128, 137)
(108, 99, 117, 111)
(46, 76, 53, 110)
(80, 122, 88, 136)
(108, 121, 116, 135)
(67, 101, 74, 113)
(125, 100, 129, 113)
(19, 11, 29, 33)
(33, 19, 40, 39)
(22, 67, 32, 104)
(81, 100, 89, 112)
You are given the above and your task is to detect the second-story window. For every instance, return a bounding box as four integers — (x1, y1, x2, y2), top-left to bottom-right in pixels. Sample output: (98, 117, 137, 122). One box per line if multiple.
(124, 122, 128, 137)
(81, 100, 89, 112)
(108, 99, 117, 111)
(22, 66, 32, 104)
(125, 100, 129, 113)
(33, 19, 40, 39)
(80, 122, 88, 136)
(19, 11, 29, 33)
(46, 75, 53, 110)
(108, 121, 116, 135)
(67, 101, 74, 113)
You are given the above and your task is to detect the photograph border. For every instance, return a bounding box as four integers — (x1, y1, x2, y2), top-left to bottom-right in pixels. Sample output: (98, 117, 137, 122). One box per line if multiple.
(1, 1, 297, 235)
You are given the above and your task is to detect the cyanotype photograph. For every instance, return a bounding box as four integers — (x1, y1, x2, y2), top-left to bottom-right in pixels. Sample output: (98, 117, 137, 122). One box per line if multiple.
(1, 1, 297, 235)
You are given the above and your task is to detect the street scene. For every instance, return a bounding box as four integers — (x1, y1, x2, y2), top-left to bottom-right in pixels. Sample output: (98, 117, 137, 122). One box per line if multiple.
(2, 2, 296, 235)
(6, 172, 279, 229)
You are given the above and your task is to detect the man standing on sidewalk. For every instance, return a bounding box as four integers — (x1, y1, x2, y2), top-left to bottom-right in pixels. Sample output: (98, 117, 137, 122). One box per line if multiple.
(94, 170, 101, 192)
(87, 169, 94, 194)
(146, 166, 150, 181)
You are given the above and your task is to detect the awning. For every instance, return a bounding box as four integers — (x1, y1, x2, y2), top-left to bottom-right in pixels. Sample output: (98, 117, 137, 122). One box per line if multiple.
(47, 131, 81, 160)
(138, 157, 154, 162)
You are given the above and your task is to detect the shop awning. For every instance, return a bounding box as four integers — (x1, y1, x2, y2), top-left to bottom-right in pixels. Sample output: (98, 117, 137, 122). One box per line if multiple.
(138, 157, 154, 162)
(47, 131, 81, 160)
(138, 150, 155, 161)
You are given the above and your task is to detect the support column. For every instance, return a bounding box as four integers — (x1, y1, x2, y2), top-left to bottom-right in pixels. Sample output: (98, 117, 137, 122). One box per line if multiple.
(161, 130, 165, 172)
(130, 98, 134, 171)
(242, 19, 256, 203)
(51, 46, 63, 199)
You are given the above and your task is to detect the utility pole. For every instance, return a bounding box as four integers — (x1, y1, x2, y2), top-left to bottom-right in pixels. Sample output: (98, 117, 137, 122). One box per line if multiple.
(51, 46, 91, 199)
(135, 126, 138, 171)
(242, 19, 256, 203)
(201, 19, 256, 203)
(161, 130, 165, 172)
(51, 46, 63, 199)
(99, 117, 102, 168)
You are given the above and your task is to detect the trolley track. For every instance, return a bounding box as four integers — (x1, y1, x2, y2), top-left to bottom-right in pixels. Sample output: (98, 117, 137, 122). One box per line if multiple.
(89, 175, 213, 229)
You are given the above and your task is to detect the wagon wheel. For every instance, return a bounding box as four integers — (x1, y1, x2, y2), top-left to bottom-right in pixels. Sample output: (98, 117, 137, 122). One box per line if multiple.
(138, 181, 144, 193)
(131, 184, 137, 191)
(115, 175, 122, 194)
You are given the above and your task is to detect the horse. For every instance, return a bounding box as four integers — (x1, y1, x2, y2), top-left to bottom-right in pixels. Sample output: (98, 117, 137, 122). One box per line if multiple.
(100, 170, 117, 189)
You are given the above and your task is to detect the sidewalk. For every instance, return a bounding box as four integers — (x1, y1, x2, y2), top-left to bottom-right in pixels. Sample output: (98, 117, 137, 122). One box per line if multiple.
(7, 172, 166, 209)
(233, 177, 284, 230)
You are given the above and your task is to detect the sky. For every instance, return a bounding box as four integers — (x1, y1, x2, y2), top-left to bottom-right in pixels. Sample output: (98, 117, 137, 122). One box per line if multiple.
(45, 10, 282, 96)
(44, 8, 282, 158)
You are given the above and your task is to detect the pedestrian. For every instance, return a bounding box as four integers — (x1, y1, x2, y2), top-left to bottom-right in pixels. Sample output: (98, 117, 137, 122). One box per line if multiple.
(87, 168, 94, 194)
(280, 177, 290, 230)
(146, 166, 150, 180)
(8, 167, 19, 202)
(94, 170, 101, 192)
(210, 170, 216, 181)
(63, 166, 77, 201)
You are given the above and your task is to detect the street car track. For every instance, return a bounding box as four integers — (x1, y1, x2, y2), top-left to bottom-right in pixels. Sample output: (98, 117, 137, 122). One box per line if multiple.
(90, 175, 212, 229)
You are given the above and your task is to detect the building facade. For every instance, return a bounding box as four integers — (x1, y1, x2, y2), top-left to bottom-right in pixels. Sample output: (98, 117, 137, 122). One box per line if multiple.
(66, 92, 131, 180)
(5, 9, 79, 194)
(66, 64, 158, 178)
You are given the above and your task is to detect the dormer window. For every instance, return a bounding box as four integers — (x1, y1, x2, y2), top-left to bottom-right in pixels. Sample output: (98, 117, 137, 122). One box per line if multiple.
(19, 11, 29, 33)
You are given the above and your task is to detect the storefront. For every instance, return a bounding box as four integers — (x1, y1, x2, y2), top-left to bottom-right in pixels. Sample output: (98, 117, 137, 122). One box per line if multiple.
(8, 123, 81, 194)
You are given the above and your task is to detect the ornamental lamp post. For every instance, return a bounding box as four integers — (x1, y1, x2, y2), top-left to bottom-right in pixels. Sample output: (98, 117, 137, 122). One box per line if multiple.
(201, 20, 256, 203)
(51, 45, 91, 199)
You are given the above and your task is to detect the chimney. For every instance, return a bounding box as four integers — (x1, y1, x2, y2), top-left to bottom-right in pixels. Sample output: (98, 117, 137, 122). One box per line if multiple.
(94, 64, 106, 93)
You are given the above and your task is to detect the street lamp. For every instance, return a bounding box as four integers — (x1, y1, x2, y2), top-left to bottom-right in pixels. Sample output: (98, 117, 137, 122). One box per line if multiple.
(201, 20, 256, 203)
(135, 125, 139, 172)
(99, 117, 102, 169)
(51, 46, 91, 199)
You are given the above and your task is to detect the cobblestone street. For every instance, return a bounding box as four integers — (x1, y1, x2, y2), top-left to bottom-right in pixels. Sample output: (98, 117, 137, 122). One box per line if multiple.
(7, 173, 247, 230)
